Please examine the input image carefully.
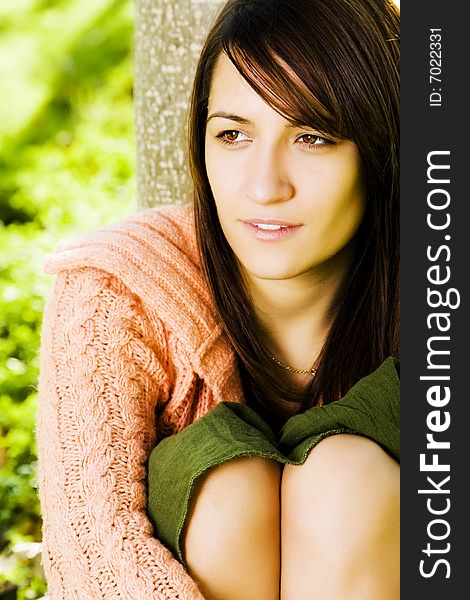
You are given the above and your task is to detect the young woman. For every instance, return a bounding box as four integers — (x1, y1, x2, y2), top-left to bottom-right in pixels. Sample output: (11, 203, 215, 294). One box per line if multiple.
(36, 1, 400, 599)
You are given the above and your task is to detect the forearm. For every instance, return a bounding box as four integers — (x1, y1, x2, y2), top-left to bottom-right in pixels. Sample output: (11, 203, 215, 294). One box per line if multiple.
(36, 267, 204, 599)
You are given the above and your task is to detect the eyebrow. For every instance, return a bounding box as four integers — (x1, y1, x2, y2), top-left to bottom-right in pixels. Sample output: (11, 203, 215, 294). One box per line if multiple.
(207, 111, 252, 125)
(206, 111, 300, 129)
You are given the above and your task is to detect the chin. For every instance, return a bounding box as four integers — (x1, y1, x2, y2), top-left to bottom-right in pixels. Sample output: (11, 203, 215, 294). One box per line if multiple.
(242, 258, 307, 281)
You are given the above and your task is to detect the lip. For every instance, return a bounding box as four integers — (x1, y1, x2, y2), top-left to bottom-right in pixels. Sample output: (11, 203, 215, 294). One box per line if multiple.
(241, 218, 303, 241)
(242, 218, 302, 227)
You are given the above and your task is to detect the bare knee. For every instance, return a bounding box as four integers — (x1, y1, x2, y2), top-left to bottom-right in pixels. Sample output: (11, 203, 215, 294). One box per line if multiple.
(281, 434, 400, 599)
(183, 455, 281, 600)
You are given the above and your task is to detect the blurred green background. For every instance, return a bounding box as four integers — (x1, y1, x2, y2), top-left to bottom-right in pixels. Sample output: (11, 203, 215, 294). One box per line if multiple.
(0, 0, 136, 596)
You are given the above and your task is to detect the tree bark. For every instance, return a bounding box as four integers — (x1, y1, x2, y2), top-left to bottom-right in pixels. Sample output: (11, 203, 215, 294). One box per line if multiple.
(134, 0, 223, 210)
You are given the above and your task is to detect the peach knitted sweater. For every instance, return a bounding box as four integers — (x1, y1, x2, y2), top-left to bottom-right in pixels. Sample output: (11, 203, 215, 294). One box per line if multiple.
(36, 204, 244, 599)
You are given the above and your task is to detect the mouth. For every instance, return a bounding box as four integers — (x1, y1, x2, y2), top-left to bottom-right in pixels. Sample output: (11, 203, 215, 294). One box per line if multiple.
(243, 218, 301, 228)
(241, 219, 303, 240)
(252, 223, 288, 231)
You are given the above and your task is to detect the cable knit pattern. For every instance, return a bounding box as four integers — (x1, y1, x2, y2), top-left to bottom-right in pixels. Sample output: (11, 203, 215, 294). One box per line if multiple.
(36, 204, 244, 598)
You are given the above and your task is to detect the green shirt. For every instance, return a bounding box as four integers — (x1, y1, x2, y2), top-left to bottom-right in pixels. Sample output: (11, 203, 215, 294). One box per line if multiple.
(147, 357, 400, 566)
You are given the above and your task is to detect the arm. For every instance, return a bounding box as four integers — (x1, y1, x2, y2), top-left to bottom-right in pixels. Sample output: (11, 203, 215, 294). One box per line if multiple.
(36, 267, 205, 599)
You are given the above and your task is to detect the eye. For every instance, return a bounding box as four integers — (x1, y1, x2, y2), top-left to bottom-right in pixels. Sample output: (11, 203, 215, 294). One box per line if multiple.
(297, 133, 333, 150)
(216, 130, 250, 146)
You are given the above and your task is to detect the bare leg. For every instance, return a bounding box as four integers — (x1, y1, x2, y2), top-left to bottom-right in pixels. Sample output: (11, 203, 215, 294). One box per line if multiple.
(182, 455, 282, 600)
(281, 434, 400, 600)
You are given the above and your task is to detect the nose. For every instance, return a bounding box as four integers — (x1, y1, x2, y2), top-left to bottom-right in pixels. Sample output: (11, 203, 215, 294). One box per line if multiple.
(245, 145, 295, 205)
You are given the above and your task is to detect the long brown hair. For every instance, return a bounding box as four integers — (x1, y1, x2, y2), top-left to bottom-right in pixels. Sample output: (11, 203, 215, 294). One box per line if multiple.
(188, 0, 400, 419)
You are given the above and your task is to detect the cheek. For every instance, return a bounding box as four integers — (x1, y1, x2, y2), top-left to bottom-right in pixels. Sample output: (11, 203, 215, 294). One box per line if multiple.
(205, 150, 241, 217)
(206, 171, 228, 216)
(337, 180, 366, 240)
(313, 165, 366, 238)
(204, 139, 214, 190)
(205, 143, 224, 201)
(345, 165, 367, 224)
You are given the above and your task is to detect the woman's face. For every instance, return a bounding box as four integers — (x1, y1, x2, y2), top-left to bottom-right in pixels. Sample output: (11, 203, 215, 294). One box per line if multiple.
(204, 53, 366, 284)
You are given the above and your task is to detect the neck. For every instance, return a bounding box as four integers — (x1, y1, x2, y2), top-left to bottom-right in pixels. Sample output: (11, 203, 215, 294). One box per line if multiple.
(243, 252, 352, 378)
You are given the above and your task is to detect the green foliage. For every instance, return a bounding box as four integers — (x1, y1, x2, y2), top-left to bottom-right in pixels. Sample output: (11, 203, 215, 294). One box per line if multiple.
(0, 0, 136, 595)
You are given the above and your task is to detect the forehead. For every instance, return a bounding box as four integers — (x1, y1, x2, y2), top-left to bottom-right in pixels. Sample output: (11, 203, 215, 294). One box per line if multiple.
(207, 50, 331, 133)
(208, 52, 267, 110)
(207, 52, 299, 131)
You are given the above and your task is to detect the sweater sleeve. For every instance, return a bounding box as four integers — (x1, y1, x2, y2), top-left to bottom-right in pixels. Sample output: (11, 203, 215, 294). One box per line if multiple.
(36, 267, 205, 599)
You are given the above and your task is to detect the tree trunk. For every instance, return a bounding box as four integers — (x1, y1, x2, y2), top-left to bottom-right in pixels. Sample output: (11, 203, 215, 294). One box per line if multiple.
(134, 0, 224, 210)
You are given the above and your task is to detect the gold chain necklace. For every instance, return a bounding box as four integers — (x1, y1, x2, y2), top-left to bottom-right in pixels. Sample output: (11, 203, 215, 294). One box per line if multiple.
(271, 356, 317, 375)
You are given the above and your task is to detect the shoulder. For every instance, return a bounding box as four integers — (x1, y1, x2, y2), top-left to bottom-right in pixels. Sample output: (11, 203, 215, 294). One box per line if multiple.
(42, 203, 207, 329)
(43, 203, 198, 277)
(41, 203, 234, 379)
(41, 202, 243, 408)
